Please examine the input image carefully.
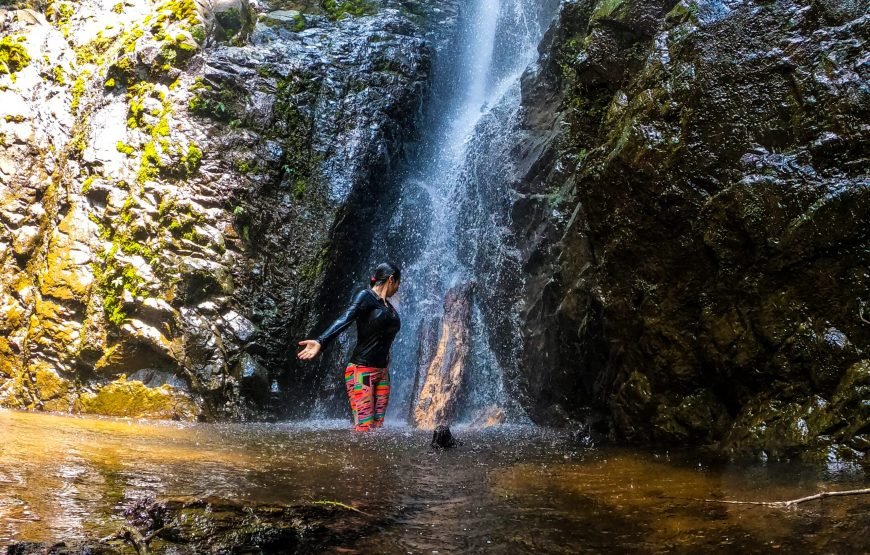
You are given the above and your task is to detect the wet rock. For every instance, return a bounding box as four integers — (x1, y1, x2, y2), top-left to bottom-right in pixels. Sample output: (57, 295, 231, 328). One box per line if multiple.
(7, 496, 379, 555)
(431, 424, 458, 449)
(0, 0, 458, 423)
(468, 405, 506, 428)
(74, 375, 200, 420)
(507, 0, 869, 460)
(411, 282, 474, 429)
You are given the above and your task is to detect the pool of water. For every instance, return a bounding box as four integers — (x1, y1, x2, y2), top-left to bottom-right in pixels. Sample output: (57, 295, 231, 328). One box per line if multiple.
(0, 409, 868, 553)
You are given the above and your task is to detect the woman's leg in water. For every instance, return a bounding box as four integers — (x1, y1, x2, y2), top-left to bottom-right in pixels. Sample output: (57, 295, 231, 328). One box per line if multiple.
(344, 364, 357, 426)
(351, 365, 378, 431)
(372, 369, 390, 428)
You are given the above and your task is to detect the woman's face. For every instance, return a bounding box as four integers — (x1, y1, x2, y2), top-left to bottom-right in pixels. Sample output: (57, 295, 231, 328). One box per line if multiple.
(386, 276, 400, 297)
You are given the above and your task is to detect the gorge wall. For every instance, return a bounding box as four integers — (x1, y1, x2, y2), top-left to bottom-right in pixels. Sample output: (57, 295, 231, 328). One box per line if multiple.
(509, 0, 869, 461)
(0, 0, 456, 420)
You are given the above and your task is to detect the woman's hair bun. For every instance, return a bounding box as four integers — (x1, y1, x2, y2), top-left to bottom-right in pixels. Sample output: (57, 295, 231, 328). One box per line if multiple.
(370, 262, 401, 286)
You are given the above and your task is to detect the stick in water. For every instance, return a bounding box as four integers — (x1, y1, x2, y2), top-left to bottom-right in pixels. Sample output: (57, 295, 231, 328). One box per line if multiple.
(702, 488, 870, 508)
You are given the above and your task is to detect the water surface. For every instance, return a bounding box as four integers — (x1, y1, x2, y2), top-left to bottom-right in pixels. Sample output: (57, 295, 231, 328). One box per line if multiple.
(1, 409, 868, 553)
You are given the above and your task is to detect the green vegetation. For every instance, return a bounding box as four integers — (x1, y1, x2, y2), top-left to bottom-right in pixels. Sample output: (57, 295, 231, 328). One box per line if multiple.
(52, 65, 65, 84)
(182, 142, 203, 173)
(45, 1, 75, 37)
(320, 0, 375, 20)
(70, 73, 88, 113)
(74, 31, 116, 66)
(67, 114, 90, 157)
(188, 77, 235, 121)
(156, 0, 201, 29)
(272, 71, 320, 203)
(293, 178, 306, 199)
(81, 175, 97, 193)
(122, 27, 144, 54)
(292, 13, 307, 32)
(116, 141, 135, 156)
(190, 25, 206, 43)
(0, 35, 31, 79)
(158, 196, 204, 239)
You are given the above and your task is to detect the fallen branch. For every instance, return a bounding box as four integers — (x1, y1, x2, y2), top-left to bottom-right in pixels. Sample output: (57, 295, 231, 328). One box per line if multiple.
(701, 488, 870, 508)
(98, 524, 167, 554)
(310, 500, 372, 516)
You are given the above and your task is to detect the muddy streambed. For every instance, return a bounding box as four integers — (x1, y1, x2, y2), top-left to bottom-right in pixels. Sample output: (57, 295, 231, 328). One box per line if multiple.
(0, 409, 868, 553)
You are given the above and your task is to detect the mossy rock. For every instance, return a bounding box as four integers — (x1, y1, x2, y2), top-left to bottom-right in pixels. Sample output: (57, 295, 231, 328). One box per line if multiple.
(211, 0, 257, 42)
(75, 376, 199, 420)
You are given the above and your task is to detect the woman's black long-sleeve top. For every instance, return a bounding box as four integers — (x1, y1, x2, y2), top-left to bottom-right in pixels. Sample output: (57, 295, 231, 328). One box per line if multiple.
(315, 289, 401, 368)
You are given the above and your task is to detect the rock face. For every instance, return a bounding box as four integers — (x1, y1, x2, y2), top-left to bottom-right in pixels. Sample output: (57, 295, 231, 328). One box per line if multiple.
(0, 0, 456, 420)
(509, 0, 869, 460)
(410, 282, 474, 429)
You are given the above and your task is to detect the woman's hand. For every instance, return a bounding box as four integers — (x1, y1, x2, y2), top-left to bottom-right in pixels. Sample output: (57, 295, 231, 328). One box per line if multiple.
(297, 340, 322, 360)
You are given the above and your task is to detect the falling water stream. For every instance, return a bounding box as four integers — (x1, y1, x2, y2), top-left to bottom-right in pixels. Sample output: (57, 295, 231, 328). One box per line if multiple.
(313, 0, 560, 423)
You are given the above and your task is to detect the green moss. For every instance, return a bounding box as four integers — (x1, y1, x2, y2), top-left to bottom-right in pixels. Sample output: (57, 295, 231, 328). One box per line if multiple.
(188, 80, 235, 121)
(95, 254, 145, 326)
(182, 142, 202, 174)
(157, 0, 201, 29)
(235, 159, 253, 173)
(74, 32, 115, 66)
(68, 114, 90, 158)
(116, 141, 135, 155)
(153, 117, 170, 137)
(190, 25, 206, 43)
(122, 27, 144, 54)
(45, 1, 75, 37)
(590, 0, 624, 22)
(51, 65, 65, 85)
(75, 376, 198, 420)
(70, 73, 88, 113)
(0, 35, 31, 79)
(137, 141, 161, 184)
(82, 175, 97, 193)
(293, 177, 306, 199)
(320, 0, 374, 20)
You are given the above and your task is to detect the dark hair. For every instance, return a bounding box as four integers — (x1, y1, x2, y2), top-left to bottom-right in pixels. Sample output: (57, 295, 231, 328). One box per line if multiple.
(370, 262, 401, 287)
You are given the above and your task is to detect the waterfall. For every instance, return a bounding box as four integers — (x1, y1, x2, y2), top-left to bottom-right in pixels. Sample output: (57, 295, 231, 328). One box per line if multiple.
(312, 0, 559, 424)
(383, 0, 560, 425)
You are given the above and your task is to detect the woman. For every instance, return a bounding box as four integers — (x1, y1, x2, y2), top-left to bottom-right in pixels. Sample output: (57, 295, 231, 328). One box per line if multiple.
(297, 262, 401, 431)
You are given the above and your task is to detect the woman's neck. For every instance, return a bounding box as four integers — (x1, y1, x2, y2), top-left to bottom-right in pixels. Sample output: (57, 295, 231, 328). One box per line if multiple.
(372, 285, 388, 300)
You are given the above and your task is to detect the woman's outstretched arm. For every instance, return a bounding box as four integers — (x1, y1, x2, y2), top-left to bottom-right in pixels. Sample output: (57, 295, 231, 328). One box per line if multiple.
(297, 289, 370, 360)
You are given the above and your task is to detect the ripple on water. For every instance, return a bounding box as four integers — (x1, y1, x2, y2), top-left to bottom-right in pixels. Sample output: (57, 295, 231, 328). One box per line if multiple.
(0, 409, 868, 552)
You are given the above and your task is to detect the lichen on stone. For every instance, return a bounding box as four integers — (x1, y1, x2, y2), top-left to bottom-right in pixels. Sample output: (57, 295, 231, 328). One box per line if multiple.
(0, 35, 31, 79)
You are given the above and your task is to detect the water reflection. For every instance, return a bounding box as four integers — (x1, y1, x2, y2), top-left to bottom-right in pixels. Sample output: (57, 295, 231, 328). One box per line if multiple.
(0, 409, 867, 553)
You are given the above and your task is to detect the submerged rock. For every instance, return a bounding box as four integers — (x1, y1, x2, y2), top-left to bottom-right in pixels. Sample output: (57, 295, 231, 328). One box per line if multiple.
(431, 424, 458, 449)
(6, 496, 378, 554)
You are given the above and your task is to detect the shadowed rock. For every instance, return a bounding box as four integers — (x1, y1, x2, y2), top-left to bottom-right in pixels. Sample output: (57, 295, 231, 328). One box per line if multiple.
(430, 424, 458, 449)
(411, 282, 474, 429)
